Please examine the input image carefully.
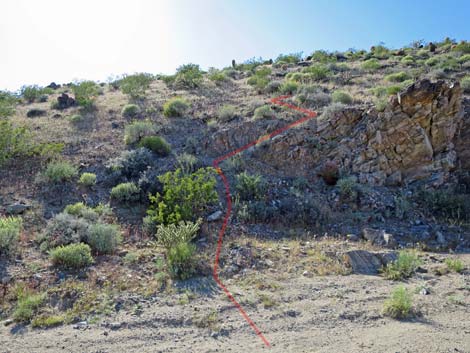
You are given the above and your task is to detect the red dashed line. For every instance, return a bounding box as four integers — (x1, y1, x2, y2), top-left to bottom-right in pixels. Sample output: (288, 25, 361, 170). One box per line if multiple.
(211, 95, 317, 347)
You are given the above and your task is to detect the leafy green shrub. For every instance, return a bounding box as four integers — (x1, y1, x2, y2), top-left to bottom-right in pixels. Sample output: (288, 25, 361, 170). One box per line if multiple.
(64, 202, 98, 219)
(31, 315, 65, 328)
(445, 258, 465, 273)
(236, 172, 266, 201)
(167, 242, 196, 279)
(265, 81, 281, 93)
(124, 120, 157, 144)
(217, 105, 237, 122)
(383, 286, 413, 319)
(121, 104, 140, 118)
(87, 223, 121, 254)
(301, 64, 330, 81)
(0, 217, 22, 255)
(382, 250, 422, 280)
(337, 177, 358, 200)
(177, 153, 199, 174)
(425, 56, 440, 66)
(331, 90, 353, 104)
(79, 172, 97, 186)
(247, 66, 271, 90)
(163, 97, 189, 117)
(147, 168, 217, 225)
(49, 243, 93, 269)
(279, 81, 299, 94)
(119, 73, 154, 99)
(385, 71, 411, 82)
(401, 55, 415, 65)
(207, 68, 228, 84)
(310, 50, 337, 63)
(0, 120, 32, 165)
(13, 291, 46, 322)
(156, 220, 201, 250)
(253, 105, 275, 120)
(170, 64, 204, 89)
(72, 81, 99, 108)
(372, 45, 390, 59)
(20, 85, 53, 103)
(106, 148, 153, 179)
(0, 91, 17, 118)
(110, 182, 140, 202)
(457, 54, 470, 64)
(361, 58, 381, 71)
(41, 161, 78, 183)
(138, 136, 171, 156)
(275, 52, 302, 64)
(461, 76, 470, 93)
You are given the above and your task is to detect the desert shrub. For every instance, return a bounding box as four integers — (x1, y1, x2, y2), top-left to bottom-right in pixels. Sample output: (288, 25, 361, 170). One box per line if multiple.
(247, 66, 272, 90)
(310, 50, 337, 63)
(439, 56, 459, 71)
(253, 105, 275, 120)
(124, 120, 157, 145)
(41, 213, 90, 249)
(31, 315, 65, 328)
(110, 182, 140, 202)
(72, 81, 99, 108)
(418, 188, 470, 222)
(68, 114, 84, 124)
(13, 291, 46, 322)
(41, 161, 78, 183)
(331, 90, 353, 104)
(167, 241, 196, 280)
(372, 45, 390, 59)
(319, 160, 339, 185)
(301, 64, 330, 81)
(385, 71, 411, 82)
(174, 64, 204, 89)
(121, 104, 140, 118)
(275, 52, 302, 64)
(236, 172, 266, 201)
(382, 250, 422, 280)
(156, 219, 201, 250)
(49, 243, 93, 269)
(64, 202, 99, 220)
(177, 153, 199, 174)
(87, 223, 121, 254)
(138, 136, 171, 156)
(461, 76, 470, 93)
(0, 91, 17, 119)
(337, 176, 358, 200)
(79, 172, 97, 186)
(452, 41, 470, 54)
(106, 148, 153, 179)
(279, 81, 299, 94)
(296, 90, 331, 107)
(401, 55, 415, 65)
(20, 85, 53, 103)
(319, 102, 345, 121)
(207, 68, 228, 84)
(0, 120, 32, 166)
(425, 56, 440, 66)
(457, 54, 470, 64)
(361, 58, 381, 71)
(147, 168, 217, 225)
(445, 258, 465, 273)
(383, 286, 413, 319)
(265, 81, 281, 93)
(0, 217, 22, 255)
(119, 73, 154, 99)
(375, 97, 388, 112)
(217, 105, 237, 122)
(163, 97, 189, 117)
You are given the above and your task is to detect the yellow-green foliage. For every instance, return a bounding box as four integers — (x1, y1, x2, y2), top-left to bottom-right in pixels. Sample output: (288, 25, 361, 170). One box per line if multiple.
(247, 66, 272, 90)
(42, 161, 78, 183)
(383, 286, 413, 319)
(13, 291, 46, 322)
(110, 182, 140, 202)
(384, 71, 410, 82)
(124, 120, 156, 144)
(79, 172, 97, 186)
(138, 136, 171, 156)
(383, 250, 422, 280)
(361, 58, 381, 71)
(163, 97, 190, 117)
(49, 243, 93, 269)
(119, 73, 154, 99)
(87, 223, 122, 254)
(445, 258, 465, 273)
(72, 81, 99, 108)
(331, 90, 353, 104)
(0, 216, 22, 255)
(121, 104, 140, 118)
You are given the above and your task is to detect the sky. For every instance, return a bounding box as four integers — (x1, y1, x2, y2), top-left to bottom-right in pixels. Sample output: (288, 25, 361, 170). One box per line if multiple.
(1, 0, 469, 91)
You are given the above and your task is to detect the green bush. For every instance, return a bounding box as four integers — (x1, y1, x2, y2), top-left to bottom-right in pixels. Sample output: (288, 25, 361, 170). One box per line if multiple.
(167, 241, 196, 280)
(385, 71, 411, 82)
(0, 120, 32, 166)
(310, 50, 337, 63)
(361, 58, 381, 71)
(147, 168, 217, 225)
(110, 182, 140, 203)
(452, 41, 470, 54)
(163, 97, 190, 117)
(372, 45, 390, 59)
(0, 91, 18, 118)
(337, 177, 358, 200)
(253, 105, 275, 120)
(119, 73, 154, 99)
(279, 81, 299, 94)
(121, 104, 140, 118)
(247, 66, 271, 90)
(13, 291, 46, 322)
(138, 136, 171, 156)
(156, 219, 201, 250)
(87, 223, 121, 254)
(176, 153, 199, 174)
(124, 120, 156, 145)
(419, 188, 470, 222)
(20, 85, 53, 103)
(401, 55, 415, 65)
(173, 64, 204, 89)
(461, 76, 470, 93)
(207, 68, 228, 84)
(236, 172, 266, 201)
(275, 52, 302, 64)
(217, 105, 237, 122)
(79, 172, 97, 186)
(425, 56, 440, 66)
(382, 250, 422, 280)
(49, 243, 93, 269)
(301, 64, 330, 81)
(72, 81, 99, 108)
(331, 90, 353, 104)
(106, 148, 152, 179)
(383, 286, 413, 319)
(42, 161, 78, 183)
(457, 54, 470, 64)
(445, 258, 465, 273)
(0, 217, 22, 255)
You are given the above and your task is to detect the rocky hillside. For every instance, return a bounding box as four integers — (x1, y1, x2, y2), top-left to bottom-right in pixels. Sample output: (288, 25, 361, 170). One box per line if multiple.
(0, 39, 469, 352)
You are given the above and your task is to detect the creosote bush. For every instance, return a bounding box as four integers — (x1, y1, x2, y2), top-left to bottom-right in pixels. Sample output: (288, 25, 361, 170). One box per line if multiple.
(0, 216, 22, 256)
(163, 97, 189, 117)
(87, 223, 122, 254)
(121, 104, 140, 118)
(41, 161, 78, 183)
(119, 73, 154, 99)
(138, 136, 171, 156)
(124, 120, 157, 145)
(383, 286, 413, 319)
(331, 90, 353, 104)
(49, 243, 93, 269)
(79, 172, 97, 187)
(110, 182, 140, 203)
(247, 66, 271, 91)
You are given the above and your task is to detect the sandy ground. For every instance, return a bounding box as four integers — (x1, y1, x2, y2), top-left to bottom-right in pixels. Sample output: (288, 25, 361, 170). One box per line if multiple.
(1, 253, 469, 353)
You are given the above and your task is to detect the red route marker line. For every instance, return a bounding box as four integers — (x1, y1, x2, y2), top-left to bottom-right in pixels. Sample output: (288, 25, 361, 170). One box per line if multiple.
(211, 95, 318, 348)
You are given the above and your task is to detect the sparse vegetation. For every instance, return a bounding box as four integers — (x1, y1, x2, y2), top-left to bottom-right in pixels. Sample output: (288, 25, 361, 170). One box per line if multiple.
(119, 73, 154, 99)
(236, 172, 266, 201)
(121, 104, 140, 118)
(72, 81, 99, 109)
(49, 243, 94, 269)
(124, 120, 157, 145)
(383, 286, 413, 319)
(445, 258, 465, 273)
(138, 136, 171, 156)
(247, 66, 271, 90)
(385, 71, 411, 82)
(13, 291, 46, 322)
(41, 161, 78, 183)
(382, 250, 422, 280)
(253, 105, 275, 120)
(163, 97, 189, 117)
(0, 216, 22, 255)
(110, 182, 141, 202)
(217, 105, 237, 122)
(87, 223, 122, 254)
(79, 172, 97, 186)
(331, 90, 353, 104)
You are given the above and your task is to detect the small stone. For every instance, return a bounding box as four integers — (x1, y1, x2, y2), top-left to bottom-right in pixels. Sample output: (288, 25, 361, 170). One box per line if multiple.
(103, 331, 109, 336)
(109, 322, 122, 330)
(3, 319, 13, 326)
(302, 271, 309, 276)
(347, 234, 360, 242)
(207, 211, 223, 222)
(419, 287, 430, 295)
(6, 203, 31, 215)
(73, 321, 88, 329)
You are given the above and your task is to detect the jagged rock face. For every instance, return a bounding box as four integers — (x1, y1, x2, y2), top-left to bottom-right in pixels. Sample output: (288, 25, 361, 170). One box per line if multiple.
(454, 98, 470, 172)
(208, 79, 464, 186)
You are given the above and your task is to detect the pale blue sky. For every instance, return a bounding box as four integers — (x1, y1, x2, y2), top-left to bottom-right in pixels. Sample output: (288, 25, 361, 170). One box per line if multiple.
(1, 0, 469, 91)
